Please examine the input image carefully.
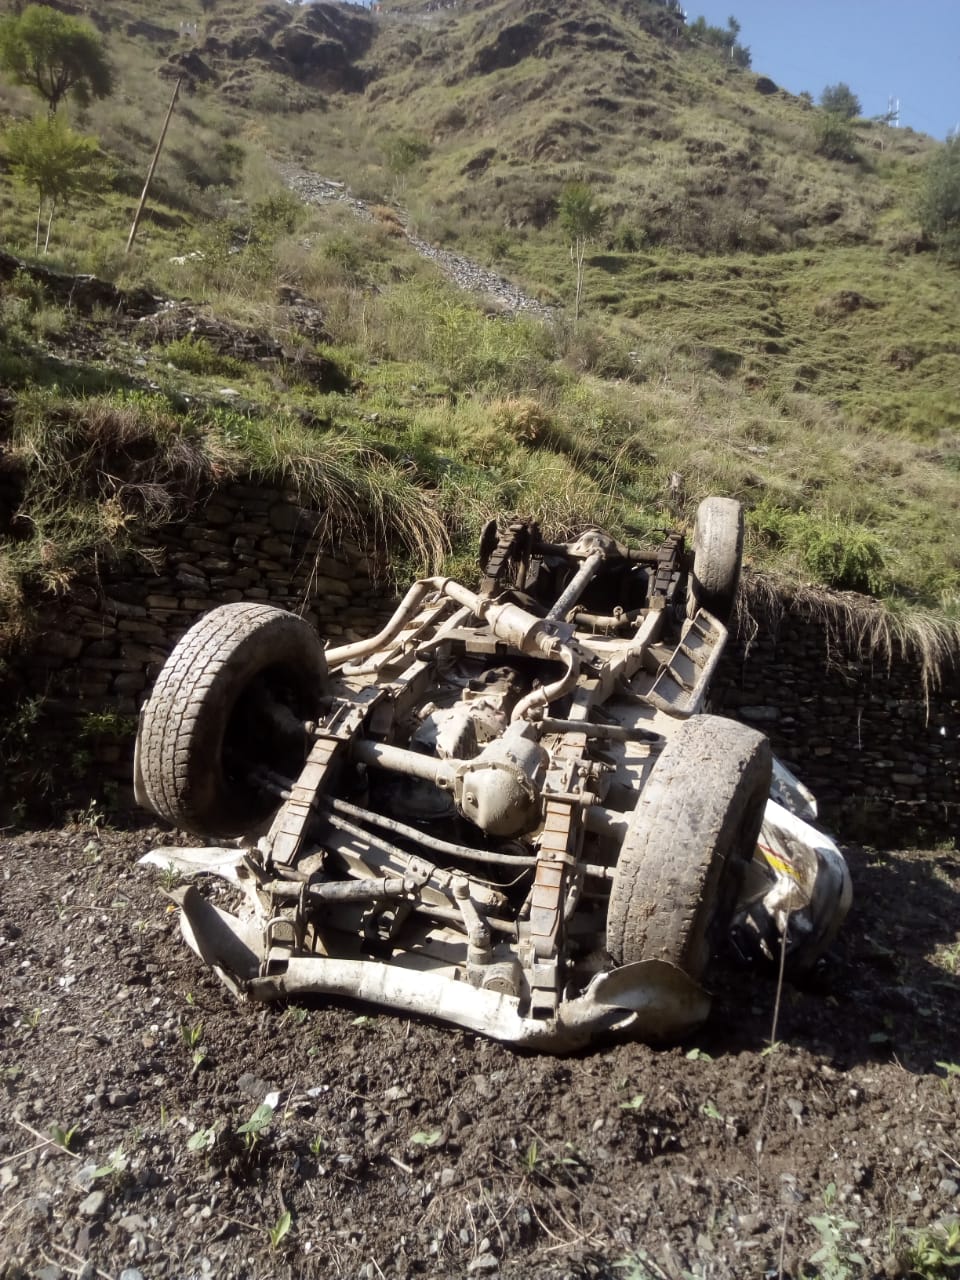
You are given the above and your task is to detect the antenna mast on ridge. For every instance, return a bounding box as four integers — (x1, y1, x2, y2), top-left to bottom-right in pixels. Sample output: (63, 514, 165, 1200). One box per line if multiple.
(887, 96, 901, 127)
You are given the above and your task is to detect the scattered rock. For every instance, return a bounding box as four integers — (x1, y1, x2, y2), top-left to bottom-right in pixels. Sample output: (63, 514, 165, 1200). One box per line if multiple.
(79, 1189, 106, 1217)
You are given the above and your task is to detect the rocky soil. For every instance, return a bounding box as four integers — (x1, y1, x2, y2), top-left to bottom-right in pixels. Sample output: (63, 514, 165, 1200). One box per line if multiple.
(1, 824, 958, 1280)
(283, 170, 554, 318)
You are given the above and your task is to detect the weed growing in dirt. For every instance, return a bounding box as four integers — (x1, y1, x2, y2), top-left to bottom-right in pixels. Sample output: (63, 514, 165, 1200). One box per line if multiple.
(613, 1251, 662, 1280)
(90, 1146, 128, 1183)
(157, 863, 182, 891)
(268, 1210, 293, 1251)
(186, 1125, 217, 1154)
(410, 1128, 443, 1148)
(236, 1100, 275, 1151)
(48, 1122, 79, 1153)
(180, 1020, 206, 1074)
(806, 1184, 866, 1279)
(902, 1220, 960, 1278)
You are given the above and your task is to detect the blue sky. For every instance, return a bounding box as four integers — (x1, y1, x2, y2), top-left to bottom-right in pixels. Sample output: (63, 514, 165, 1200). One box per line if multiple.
(687, 1, 959, 139)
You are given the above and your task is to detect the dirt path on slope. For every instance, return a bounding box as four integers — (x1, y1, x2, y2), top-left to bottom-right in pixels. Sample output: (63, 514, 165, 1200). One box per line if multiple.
(1, 826, 958, 1280)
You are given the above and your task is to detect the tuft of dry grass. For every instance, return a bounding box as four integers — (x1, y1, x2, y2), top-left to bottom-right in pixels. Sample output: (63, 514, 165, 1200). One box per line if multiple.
(741, 571, 960, 702)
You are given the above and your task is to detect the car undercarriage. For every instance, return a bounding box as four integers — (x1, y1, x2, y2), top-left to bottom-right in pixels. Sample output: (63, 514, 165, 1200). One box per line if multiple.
(135, 502, 851, 1051)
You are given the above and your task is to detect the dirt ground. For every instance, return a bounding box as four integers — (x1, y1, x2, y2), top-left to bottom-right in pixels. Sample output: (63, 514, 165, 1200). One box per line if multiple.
(1, 823, 958, 1280)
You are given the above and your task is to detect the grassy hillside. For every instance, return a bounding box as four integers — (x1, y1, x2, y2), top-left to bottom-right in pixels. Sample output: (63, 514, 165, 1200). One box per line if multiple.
(0, 0, 958, 626)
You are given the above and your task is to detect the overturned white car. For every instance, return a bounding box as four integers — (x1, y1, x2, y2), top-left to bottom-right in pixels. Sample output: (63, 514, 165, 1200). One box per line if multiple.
(135, 501, 851, 1051)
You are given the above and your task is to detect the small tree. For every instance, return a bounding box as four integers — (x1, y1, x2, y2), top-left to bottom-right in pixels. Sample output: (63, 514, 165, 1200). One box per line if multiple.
(819, 82, 861, 119)
(382, 132, 430, 191)
(0, 4, 112, 115)
(813, 111, 858, 162)
(4, 113, 108, 252)
(558, 182, 606, 324)
(920, 134, 960, 260)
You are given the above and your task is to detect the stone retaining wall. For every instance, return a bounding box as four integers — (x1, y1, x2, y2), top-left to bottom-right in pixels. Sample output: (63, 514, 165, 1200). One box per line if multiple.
(713, 610, 960, 845)
(2, 490, 958, 845)
(1, 483, 393, 819)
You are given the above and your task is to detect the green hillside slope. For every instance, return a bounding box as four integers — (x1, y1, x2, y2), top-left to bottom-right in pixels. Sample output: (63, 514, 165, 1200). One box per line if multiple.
(0, 0, 958, 621)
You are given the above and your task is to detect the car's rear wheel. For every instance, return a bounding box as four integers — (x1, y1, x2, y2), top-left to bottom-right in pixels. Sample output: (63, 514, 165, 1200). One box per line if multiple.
(687, 496, 744, 624)
(136, 603, 327, 837)
(606, 715, 771, 981)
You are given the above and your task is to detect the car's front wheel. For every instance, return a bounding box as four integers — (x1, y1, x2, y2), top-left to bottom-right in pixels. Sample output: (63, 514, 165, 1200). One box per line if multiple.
(136, 603, 327, 837)
(606, 715, 771, 982)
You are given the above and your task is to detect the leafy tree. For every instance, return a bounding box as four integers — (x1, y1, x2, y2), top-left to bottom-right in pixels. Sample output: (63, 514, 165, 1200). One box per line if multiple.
(920, 134, 960, 260)
(819, 82, 861, 119)
(687, 13, 751, 66)
(558, 183, 606, 324)
(0, 5, 112, 115)
(382, 133, 430, 180)
(3, 113, 108, 252)
(813, 111, 858, 163)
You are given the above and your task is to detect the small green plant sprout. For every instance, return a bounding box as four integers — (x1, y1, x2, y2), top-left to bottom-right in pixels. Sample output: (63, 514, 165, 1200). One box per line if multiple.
(180, 1021, 206, 1074)
(685, 1047, 712, 1061)
(613, 1249, 660, 1279)
(410, 1128, 443, 1148)
(49, 1122, 79, 1153)
(309, 1133, 325, 1157)
(76, 798, 104, 830)
(936, 1061, 960, 1092)
(559, 1142, 587, 1172)
(91, 1146, 127, 1181)
(903, 1219, 960, 1277)
(181, 1021, 203, 1048)
(187, 1125, 217, 1154)
(236, 1095, 278, 1150)
(268, 1210, 293, 1251)
(281, 1005, 309, 1027)
(807, 1184, 865, 1280)
(524, 1139, 539, 1173)
(24, 1007, 43, 1030)
(700, 1100, 723, 1122)
(619, 1094, 646, 1111)
(159, 863, 183, 891)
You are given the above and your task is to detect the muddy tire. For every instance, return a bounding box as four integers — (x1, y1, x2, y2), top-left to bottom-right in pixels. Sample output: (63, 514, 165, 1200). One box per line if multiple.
(606, 715, 771, 980)
(687, 496, 744, 624)
(137, 603, 327, 837)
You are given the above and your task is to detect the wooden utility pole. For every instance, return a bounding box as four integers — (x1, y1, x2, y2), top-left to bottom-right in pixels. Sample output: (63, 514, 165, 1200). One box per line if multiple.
(125, 76, 182, 255)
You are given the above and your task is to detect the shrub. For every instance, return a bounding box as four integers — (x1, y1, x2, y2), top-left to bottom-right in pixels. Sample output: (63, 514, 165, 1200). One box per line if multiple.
(919, 134, 960, 260)
(813, 113, 858, 163)
(819, 82, 861, 119)
(160, 336, 242, 378)
(489, 397, 555, 444)
(381, 133, 430, 178)
(370, 205, 405, 237)
(749, 503, 889, 594)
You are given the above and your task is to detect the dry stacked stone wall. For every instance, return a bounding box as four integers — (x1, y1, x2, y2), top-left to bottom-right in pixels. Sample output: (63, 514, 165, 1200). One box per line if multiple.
(1, 483, 394, 819)
(2, 484, 958, 846)
(713, 615, 960, 845)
